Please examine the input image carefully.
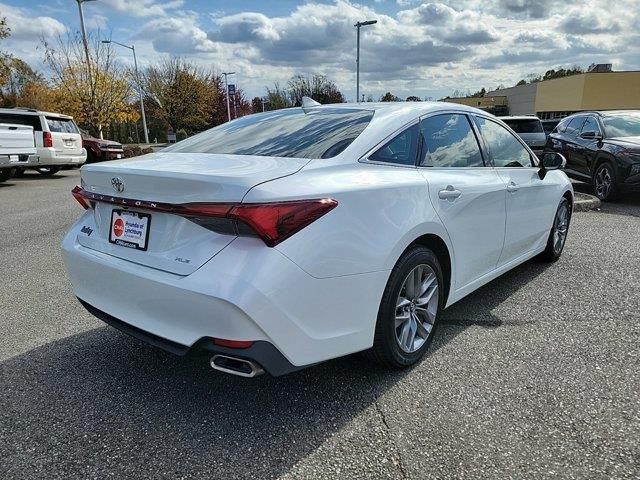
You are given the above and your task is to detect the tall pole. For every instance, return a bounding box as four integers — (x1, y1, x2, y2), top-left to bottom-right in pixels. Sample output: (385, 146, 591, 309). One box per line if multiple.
(131, 46, 149, 144)
(354, 20, 377, 105)
(222, 72, 234, 123)
(355, 24, 360, 104)
(102, 39, 149, 144)
(77, 0, 99, 136)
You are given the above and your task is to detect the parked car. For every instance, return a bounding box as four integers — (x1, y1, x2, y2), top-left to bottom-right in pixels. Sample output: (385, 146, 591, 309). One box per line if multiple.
(546, 110, 640, 200)
(81, 130, 124, 163)
(0, 123, 37, 182)
(501, 116, 546, 157)
(541, 119, 560, 138)
(62, 100, 572, 377)
(0, 108, 87, 176)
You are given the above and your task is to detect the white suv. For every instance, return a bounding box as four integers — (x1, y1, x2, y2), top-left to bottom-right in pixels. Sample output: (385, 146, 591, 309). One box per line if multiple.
(0, 108, 87, 175)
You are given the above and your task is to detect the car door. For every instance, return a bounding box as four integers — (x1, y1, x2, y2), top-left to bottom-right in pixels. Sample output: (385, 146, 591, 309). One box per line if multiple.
(559, 116, 588, 179)
(577, 116, 603, 176)
(473, 115, 556, 267)
(418, 112, 507, 289)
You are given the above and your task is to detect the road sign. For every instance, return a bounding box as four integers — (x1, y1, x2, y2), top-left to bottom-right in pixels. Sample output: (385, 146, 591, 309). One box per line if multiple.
(228, 84, 236, 95)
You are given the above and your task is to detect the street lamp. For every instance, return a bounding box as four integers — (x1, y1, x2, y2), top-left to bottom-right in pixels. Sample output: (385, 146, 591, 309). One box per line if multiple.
(102, 39, 149, 144)
(76, 0, 96, 76)
(222, 72, 235, 122)
(354, 19, 377, 104)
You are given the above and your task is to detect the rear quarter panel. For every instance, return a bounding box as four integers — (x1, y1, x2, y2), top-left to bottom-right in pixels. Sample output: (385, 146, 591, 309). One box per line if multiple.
(243, 162, 453, 280)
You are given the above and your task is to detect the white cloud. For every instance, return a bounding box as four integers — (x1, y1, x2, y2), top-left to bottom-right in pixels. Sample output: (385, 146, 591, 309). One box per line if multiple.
(98, 0, 184, 18)
(0, 3, 66, 40)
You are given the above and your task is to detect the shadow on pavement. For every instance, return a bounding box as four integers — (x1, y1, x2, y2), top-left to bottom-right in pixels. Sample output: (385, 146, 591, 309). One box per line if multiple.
(0, 259, 549, 479)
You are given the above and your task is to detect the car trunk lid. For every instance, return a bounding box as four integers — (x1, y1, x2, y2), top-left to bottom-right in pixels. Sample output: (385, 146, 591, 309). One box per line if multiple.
(76, 152, 309, 275)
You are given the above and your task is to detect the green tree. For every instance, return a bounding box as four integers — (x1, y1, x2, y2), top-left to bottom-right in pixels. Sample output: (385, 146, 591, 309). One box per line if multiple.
(286, 74, 344, 106)
(380, 92, 401, 102)
(405, 96, 421, 102)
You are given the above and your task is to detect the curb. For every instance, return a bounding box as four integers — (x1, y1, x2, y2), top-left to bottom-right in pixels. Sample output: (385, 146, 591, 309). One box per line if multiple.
(573, 192, 601, 212)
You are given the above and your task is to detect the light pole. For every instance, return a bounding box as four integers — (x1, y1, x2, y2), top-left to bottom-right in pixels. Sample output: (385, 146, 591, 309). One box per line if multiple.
(102, 40, 149, 144)
(354, 19, 377, 104)
(222, 72, 235, 122)
(261, 98, 269, 112)
(76, 0, 97, 135)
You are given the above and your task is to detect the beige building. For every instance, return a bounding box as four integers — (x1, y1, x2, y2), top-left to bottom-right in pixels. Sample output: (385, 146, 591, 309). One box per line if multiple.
(447, 70, 640, 118)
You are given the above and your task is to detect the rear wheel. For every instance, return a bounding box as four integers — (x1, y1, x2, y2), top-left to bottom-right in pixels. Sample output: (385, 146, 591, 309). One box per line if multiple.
(540, 198, 571, 262)
(36, 166, 60, 176)
(592, 162, 617, 201)
(366, 246, 443, 368)
(0, 169, 11, 182)
(13, 168, 25, 178)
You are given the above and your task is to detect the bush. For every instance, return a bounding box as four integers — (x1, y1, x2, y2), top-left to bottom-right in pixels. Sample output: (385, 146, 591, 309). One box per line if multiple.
(123, 145, 143, 158)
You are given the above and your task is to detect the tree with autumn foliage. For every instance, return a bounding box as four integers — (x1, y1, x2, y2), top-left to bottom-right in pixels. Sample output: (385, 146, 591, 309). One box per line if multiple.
(43, 32, 139, 138)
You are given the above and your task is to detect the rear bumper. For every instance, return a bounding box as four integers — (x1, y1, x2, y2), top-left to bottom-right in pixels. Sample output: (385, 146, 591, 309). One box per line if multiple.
(0, 153, 38, 168)
(38, 148, 87, 166)
(62, 214, 388, 370)
(78, 299, 302, 375)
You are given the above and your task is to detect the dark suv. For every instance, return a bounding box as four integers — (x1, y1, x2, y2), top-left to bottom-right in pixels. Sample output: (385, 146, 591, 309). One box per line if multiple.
(546, 111, 640, 200)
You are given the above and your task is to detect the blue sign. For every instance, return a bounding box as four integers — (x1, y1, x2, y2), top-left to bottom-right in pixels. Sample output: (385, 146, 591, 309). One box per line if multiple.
(228, 84, 236, 95)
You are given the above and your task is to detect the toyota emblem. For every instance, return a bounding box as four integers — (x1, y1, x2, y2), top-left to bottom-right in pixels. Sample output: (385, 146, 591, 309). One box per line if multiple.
(111, 177, 125, 193)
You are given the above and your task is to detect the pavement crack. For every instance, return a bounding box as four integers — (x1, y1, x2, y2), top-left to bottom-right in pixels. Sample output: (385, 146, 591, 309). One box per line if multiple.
(370, 384, 409, 479)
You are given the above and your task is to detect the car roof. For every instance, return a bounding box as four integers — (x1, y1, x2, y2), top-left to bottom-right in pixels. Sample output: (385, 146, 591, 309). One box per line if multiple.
(500, 115, 541, 121)
(564, 110, 640, 118)
(0, 108, 74, 119)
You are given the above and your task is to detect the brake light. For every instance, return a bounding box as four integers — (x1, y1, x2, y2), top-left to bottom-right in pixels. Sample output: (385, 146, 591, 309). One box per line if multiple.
(70, 186, 338, 246)
(43, 131, 53, 148)
(71, 185, 92, 209)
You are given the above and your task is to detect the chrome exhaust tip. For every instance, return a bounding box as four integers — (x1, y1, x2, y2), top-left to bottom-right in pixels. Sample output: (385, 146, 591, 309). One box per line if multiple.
(210, 354, 265, 378)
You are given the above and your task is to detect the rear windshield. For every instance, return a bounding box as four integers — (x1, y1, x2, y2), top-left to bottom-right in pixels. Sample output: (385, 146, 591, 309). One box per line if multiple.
(0, 113, 42, 130)
(166, 108, 374, 159)
(602, 114, 640, 138)
(46, 117, 79, 134)
(503, 119, 543, 134)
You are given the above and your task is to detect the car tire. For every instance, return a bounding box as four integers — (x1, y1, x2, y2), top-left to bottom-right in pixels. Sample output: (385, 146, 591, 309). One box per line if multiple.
(13, 168, 25, 178)
(36, 166, 60, 176)
(539, 197, 571, 262)
(592, 162, 617, 201)
(365, 246, 443, 369)
(0, 169, 11, 182)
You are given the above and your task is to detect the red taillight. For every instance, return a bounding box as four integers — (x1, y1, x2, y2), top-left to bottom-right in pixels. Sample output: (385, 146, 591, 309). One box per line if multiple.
(213, 338, 254, 349)
(70, 186, 338, 246)
(228, 199, 338, 246)
(43, 131, 53, 148)
(71, 185, 92, 209)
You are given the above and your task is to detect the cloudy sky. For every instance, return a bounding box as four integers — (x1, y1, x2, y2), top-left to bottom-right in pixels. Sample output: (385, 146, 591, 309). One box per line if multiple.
(1, 0, 638, 101)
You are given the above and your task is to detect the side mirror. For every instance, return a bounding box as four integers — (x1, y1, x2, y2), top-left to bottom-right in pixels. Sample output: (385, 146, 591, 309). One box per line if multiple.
(538, 152, 566, 179)
(580, 131, 602, 140)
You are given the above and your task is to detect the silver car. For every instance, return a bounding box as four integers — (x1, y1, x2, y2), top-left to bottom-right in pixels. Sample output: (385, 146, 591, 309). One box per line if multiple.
(501, 116, 546, 158)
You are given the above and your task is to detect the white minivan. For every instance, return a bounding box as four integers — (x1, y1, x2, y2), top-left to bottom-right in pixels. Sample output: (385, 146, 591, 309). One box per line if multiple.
(0, 108, 87, 175)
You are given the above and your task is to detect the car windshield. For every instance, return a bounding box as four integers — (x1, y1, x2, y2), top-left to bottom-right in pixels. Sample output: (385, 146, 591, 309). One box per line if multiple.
(602, 114, 640, 138)
(503, 119, 543, 134)
(165, 107, 374, 159)
(46, 117, 79, 134)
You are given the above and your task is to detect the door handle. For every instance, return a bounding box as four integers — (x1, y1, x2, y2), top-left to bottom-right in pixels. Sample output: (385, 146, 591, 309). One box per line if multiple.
(507, 182, 519, 193)
(438, 186, 462, 200)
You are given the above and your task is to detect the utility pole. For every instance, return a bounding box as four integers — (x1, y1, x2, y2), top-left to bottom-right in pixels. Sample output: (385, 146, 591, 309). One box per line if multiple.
(222, 72, 235, 122)
(354, 20, 377, 104)
(76, 0, 98, 135)
(261, 99, 269, 112)
(102, 40, 149, 144)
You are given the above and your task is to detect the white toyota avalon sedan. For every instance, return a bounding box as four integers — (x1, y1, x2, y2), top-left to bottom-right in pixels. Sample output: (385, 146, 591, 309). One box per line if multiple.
(62, 100, 573, 377)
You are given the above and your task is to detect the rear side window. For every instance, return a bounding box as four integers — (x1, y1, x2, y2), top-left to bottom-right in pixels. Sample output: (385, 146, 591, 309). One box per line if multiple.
(581, 117, 601, 135)
(474, 116, 533, 168)
(369, 124, 419, 166)
(167, 108, 373, 159)
(503, 119, 543, 134)
(564, 117, 585, 136)
(0, 113, 42, 130)
(419, 114, 484, 167)
(46, 117, 79, 134)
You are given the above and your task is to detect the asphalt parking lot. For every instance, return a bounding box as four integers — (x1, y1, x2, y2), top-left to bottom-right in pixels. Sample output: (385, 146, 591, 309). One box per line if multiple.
(1, 170, 639, 479)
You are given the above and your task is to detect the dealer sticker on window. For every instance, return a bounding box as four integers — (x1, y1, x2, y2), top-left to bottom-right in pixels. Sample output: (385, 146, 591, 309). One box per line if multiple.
(109, 209, 151, 251)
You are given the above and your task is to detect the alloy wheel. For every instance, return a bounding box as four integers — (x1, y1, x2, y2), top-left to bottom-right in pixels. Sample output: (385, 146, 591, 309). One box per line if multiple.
(594, 166, 612, 199)
(395, 264, 439, 353)
(553, 203, 570, 255)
